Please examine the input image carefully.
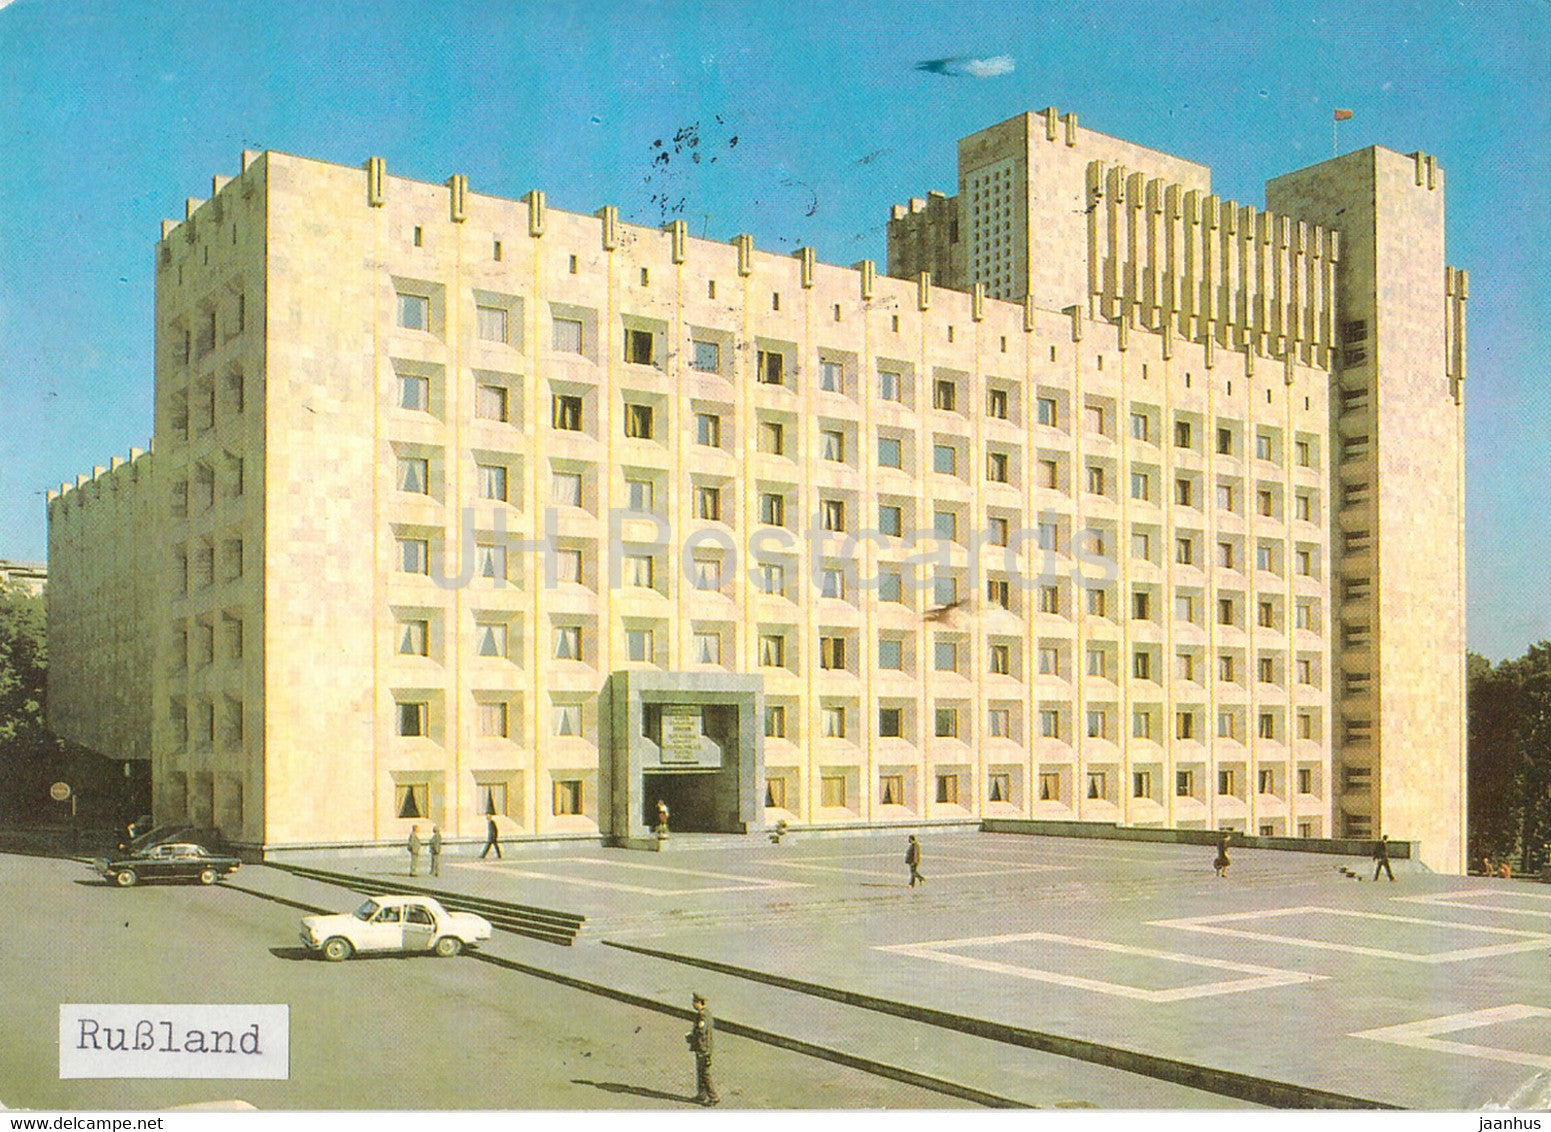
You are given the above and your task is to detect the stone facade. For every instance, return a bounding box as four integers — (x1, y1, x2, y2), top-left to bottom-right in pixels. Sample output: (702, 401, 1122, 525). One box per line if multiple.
(44, 108, 1465, 870)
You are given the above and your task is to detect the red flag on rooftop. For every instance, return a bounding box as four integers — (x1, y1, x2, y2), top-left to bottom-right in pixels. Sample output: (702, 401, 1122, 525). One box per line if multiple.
(1334, 108, 1354, 121)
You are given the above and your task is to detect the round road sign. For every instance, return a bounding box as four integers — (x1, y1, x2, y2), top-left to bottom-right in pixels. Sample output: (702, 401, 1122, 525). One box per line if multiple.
(49, 781, 71, 802)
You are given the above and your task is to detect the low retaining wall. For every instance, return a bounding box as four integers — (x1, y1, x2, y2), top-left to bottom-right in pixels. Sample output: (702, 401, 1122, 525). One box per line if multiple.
(980, 818, 1415, 862)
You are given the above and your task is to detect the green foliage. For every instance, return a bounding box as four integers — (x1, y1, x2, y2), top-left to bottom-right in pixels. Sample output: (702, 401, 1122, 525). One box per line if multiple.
(1468, 643, 1551, 872)
(0, 589, 46, 745)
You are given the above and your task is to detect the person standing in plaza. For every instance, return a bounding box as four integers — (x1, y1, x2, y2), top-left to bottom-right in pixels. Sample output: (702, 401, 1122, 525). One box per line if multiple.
(686, 992, 719, 1106)
(429, 825, 443, 877)
(906, 834, 925, 887)
(1213, 831, 1231, 878)
(1373, 834, 1395, 882)
(656, 799, 671, 839)
(407, 825, 422, 876)
(480, 815, 502, 859)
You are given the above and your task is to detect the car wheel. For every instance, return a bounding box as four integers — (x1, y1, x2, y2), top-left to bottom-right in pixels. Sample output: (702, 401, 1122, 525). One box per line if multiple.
(322, 937, 353, 962)
(115, 869, 138, 887)
(434, 936, 463, 958)
(198, 868, 218, 885)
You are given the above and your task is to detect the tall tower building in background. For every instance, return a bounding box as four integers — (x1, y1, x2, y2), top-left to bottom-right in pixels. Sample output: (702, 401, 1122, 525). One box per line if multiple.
(45, 108, 1466, 871)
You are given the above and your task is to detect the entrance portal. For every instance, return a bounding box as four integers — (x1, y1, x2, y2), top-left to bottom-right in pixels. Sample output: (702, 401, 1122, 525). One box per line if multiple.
(601, 671, 764, 845)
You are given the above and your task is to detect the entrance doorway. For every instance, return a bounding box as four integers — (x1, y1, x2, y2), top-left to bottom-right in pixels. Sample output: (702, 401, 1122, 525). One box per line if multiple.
(643, 772, 722, 832)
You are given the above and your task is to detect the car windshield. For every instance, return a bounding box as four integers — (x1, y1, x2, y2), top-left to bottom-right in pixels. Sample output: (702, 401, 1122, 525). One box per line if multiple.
(353, 900, 380, 921)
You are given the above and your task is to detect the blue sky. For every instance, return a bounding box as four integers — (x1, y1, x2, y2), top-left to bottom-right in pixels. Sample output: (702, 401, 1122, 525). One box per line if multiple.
(0, 0, 1546, 659)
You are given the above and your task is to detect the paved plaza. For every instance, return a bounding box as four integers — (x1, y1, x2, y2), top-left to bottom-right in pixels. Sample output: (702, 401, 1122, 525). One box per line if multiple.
(259, 829, 1551, 1109)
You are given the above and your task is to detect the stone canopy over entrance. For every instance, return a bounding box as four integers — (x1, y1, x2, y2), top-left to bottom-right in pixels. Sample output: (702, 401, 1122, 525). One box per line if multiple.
(601, 671, 765, 844)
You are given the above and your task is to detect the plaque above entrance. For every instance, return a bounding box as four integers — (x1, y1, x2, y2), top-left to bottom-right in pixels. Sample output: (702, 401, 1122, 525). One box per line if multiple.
(658, 704, 721, 768)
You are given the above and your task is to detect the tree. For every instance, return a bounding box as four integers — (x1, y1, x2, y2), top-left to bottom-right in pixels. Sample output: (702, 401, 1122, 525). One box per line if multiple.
(1468, 642, 1551, 873)
(0, 588, 60, 820)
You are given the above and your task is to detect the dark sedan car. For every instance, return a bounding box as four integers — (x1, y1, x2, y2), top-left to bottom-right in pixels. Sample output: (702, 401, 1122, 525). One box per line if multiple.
(92, 842, 242, 887)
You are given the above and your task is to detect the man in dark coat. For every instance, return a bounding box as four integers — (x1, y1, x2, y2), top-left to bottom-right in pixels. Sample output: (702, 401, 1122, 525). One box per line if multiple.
(906, 835, 925, 887)
(429, 825, 443, 876)
(686, 992, 719, 1106)
(480, 815, 502, 859)
(1373, 834, 1395, 882)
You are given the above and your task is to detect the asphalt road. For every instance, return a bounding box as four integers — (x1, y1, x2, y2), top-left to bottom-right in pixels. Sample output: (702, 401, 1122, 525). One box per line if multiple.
(0, 852, 966, 1111)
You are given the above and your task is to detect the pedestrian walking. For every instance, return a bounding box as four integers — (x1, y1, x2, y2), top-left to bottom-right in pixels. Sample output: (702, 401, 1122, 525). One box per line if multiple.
(1213, 831, 1231, 878)
(656, 799, 671, 839)
(1373, 834, 1395, 882)
(407, 825, 422, 876)
(906, 834, 925, 887)
(429, 825, 443, 877)
(686, 992, 719, 1106)
(480, 815, 502, 859)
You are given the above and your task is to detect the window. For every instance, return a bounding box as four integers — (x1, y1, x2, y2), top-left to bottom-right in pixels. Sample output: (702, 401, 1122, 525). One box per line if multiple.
(988, 711, 1011, 739)
(1176, 536, 1194, 565)
(397, 456, 429, 494)
(1038, 459, 1059, 489)
(821, 707, 847, 739)
(624, 403, 654, 439)
(692, 340, 720, 372)
(476, 621, 508, 658)
(1132, 650, 1152, 681)
(1216, 426, 1233, 456)
(1176, 478, 1193, 506)
(552, 394, 583, 431)
(475, 383, 509, 422)
(396, 782, 428, 818)
(935, 511, 959, 541)
(551, 701, 584, 736)
(878, 369, 902, 401)
(759, 421, 785, 455)
(1133, 770, 1152, 797)
(1087, 771, 1107, 800)
(1131, 412, 1150, 441)
(1086, 465, 1106, 495)
(1175, 594, 1195, 623)
(765, 705, 787, 738)
(987, 579, 1010, 609)
(552, 317, 584, 353)
(933, 444, 957, 475)
(398, 373, 429, 411)
(1259, 713, 1276, 740)
(988, 516, 1010, 547)
(759, 493, 785, 527)
(878, 436, 902, 468)
(820, 360, 844, 392)
(1176, 770, 1194, 797)
(398, 702, 428, 737)
(694, 485, 721, 521)
(476, 703, 509, 738)
(478, 464, 508, 502)
(878, 571, 903, 603)
(1132, 590, 1150, 620)
(1176, 711, 1195, 740)
(623, 554, 655, 588)
(1039, 771, 1061, 801)
(1131, 471, 1150, 501)
(553, 779, 583, 815)
(1217, 484, 1235, 512)
(1295, 493, 1312, 522)
(1039, 585, 1060, 615)
(935, 708, 958, 739)
(1087, 589, 1107, 618)
(1296, 439, 1312, 467)
(988, 388, 1009, 419)
(1218, 710, 1236, 738)
(1085, 405, 1106, 435)
(877, 709, 903, 741)
(398, 537, 429, 574)
(1298, 768, 1314, 794)
(1296, 603, 1313, 630)
(1256, 433, 1273, 461)
(1258, 600, 1275, 629)
(1295, 549, 1313, 576)
(1175, 420, 1192, 448)
(757, 562, 786, 595)
(1259, 656, 1276, 683)
(878, 638, 904, 670)
(756, 350, 785, 385)
(820, 636, 847, 670)
(556, 550, 583, 584)
(553, 472, 584, 507)
(821, 568, 845, 599)
(820, 499, 845, 532)
(397, 293, 430, 331)
(693, 632, 722, 664)
(553, 626, 582, 660)
(1258, 489, 1274, 517)
(1040, 709, 1061, 738)
(878, 505, 903, 537)
(758, 634, 786, 668)
(1086, 646, 1107, 678)
(627, 479, 654, 512)
(1218, 769, 1235, 796)
(821, 429, 846, 462)
(1087, 709, 1107, 739)
(1219, 654, 1236, 682)
(476, 304, 509, 344)
(623, 327, 655, 365)
(1218, 598, 1235, 626)
(987, 451, 1009, 483)
(692, 558, 721, 590)
(695, 412, 721, 447)
(1037, 397, 1057, 426)
(1298, 712, 1314, 740)
(932, 379, 956, 411)
(933, 641, 957, 672)
(820, 772, 847, 805)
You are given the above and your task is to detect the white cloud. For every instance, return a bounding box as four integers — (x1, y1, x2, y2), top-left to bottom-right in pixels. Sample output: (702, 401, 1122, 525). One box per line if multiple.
(962, 55, 1015, 78)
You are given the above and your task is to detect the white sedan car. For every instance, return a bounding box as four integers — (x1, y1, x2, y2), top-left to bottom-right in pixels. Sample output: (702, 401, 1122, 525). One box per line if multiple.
(299, 895, 493, 961)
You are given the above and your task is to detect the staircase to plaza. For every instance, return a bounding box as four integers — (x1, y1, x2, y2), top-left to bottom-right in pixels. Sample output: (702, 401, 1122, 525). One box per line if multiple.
(266, 861, 586, 945)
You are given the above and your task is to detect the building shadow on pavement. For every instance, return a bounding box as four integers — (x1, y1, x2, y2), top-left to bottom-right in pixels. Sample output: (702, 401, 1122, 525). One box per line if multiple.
(570, 1079, 701, 1106)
